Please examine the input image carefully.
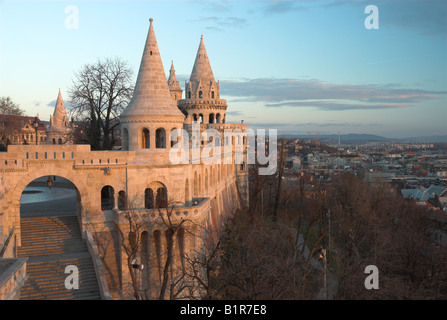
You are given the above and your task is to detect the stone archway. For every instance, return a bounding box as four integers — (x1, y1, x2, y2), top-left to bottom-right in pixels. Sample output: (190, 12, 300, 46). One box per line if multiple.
(9, 168, 91, 245)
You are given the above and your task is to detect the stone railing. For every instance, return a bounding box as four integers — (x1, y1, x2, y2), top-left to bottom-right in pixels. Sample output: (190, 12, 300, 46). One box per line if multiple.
(178, 99, 227, 107)
(0, 227, 15, 258)
(0, 144, 136, 169)
(0, 257, 28, 300)
(114, 197, 211, 227)
(84, 229, 113, 300)
(184, 122, 247, 132)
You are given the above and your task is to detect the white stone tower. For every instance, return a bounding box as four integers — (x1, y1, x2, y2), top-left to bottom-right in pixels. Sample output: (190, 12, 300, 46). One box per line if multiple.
(178, 35, 227, 125)
(120, 18, 186, 162)
(47, 89, 72, 144)
(167, 61, 183, 102)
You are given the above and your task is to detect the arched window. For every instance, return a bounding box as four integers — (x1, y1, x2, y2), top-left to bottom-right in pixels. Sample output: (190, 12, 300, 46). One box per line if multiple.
(170, 128, 179, 148)
(205, 169, 208, 194)
(193, 114, 198, 122)
(188, 91, 191, 99)
(58, 138, 62, 144)
(122, 128, 129, 151)
(153, 230, 162, 278)
(141, 128, 150, 149)
(199, 114, 203, 124)
(209, 113, 214, 124)
(185, 179, 190, 206)
(216, 113, 221, 123)
(156, 187, 168, 208)
(141, 231, 150, 290)
(101, 185, 114, 210)
(211, 91, 215, 99)
(215, 136, 221, 147)
(52, 138, 56, 145)
(199, 174, 202, 195)
(118, 190, 127, 210)
(156, 128, 166, 149)
(194, 172, 198, 197)
(199, 91, 203, 98)
(177, 228, 185, 273)
(145, 188, 154, 209)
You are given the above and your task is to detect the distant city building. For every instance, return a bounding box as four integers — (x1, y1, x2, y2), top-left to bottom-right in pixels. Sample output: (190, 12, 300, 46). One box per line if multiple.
(0, 90, 74, 147)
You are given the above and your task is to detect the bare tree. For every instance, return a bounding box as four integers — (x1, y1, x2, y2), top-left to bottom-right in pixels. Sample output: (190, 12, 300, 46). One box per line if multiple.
(271, 137, 286, 221)
(155, 200, 188, 300)
(68, 57, 133, 150)
(115, 210, 146, 300)
(0, 97, 25, 116)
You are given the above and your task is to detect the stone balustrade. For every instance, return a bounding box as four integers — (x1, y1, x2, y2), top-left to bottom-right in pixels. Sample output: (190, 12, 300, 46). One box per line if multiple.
(113, 197, 211, 227)
(0, 257, 28, 300)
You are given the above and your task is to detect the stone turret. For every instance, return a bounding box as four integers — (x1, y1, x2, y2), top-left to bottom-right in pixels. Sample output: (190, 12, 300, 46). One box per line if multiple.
(120, 18, 185, 158)
(179, 35, 227, 125)
(47, 89, 72, 144)
(167, 61, 183, 102)
(49, 89, 70, 129)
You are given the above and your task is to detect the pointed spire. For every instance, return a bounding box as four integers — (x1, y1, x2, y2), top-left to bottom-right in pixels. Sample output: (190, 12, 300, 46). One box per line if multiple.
(190, 35, 215, 83)
(52, 89, 69, 128)
(168, 60, 177, 84)
(121, 18, 184, 118)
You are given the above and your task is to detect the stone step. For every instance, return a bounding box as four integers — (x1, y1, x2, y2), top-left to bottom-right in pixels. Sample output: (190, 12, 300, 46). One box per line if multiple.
(18, 216, 102, 300)
(18, 247, 89, 257)
(20, 240, 85, 246)
(20, 288, 102, 300)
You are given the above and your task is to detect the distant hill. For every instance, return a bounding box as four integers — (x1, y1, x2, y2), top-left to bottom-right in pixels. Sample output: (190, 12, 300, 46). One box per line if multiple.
(283, 133, 447, 145)
(284, 133, 390, 145)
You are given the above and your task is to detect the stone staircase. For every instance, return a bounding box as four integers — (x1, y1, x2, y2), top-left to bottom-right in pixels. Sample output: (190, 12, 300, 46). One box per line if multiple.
(17, 216, 102, 300)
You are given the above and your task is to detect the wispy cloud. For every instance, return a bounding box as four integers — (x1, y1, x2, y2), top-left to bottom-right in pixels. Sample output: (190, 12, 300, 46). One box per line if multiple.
(226, 110, 244, 116)
(295, 122, 383, 128)
(261, 0, 307, 15)
(192, 15, 248, 32)
(266, 101, 410, 110)
(221, 78, 446, 111)
(380, 0, 447, 37)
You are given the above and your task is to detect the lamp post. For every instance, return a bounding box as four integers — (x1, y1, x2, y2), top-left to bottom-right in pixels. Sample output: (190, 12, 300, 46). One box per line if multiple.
(33, 117, 39, 145)
(131, 258, 144, 299)
(319, 248, 328, 300)
(47, 176, 53, 189)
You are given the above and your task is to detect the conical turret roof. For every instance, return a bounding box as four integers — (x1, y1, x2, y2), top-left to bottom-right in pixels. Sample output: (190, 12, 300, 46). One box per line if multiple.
(168, 61, 177, 84)
(51, 89, 69, 128)
(189, 35, 215, 84)
(121, 18, 184, 118)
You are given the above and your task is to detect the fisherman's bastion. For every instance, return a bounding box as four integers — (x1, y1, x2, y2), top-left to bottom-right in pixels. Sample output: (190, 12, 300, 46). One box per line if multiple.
(0, 18, 249, 300)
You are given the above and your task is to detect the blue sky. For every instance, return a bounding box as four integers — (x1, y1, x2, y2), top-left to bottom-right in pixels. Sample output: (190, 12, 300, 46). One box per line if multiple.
(0, 0, 446, 138)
